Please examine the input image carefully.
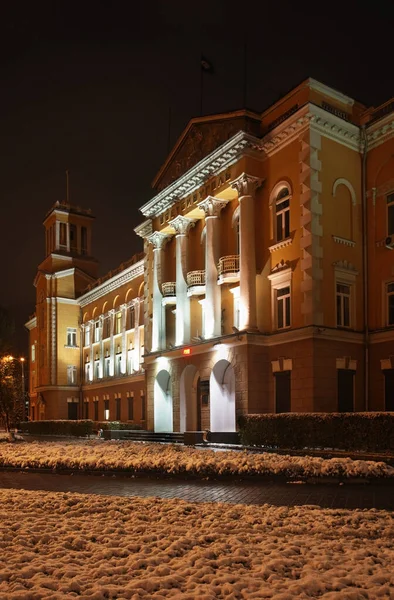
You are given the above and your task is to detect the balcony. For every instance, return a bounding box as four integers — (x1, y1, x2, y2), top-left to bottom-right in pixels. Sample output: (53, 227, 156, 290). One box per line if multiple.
(162, 281, 176, 305)
(187, 270, 206, 297)
(217, 255, 240, 284)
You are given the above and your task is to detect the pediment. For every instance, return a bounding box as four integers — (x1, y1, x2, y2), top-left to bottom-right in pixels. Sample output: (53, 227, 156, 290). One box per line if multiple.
(153, 110, 261, 192)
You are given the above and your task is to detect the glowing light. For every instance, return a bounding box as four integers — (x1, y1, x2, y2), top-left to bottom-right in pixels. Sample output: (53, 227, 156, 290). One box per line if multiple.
(183, 348, 191, 355)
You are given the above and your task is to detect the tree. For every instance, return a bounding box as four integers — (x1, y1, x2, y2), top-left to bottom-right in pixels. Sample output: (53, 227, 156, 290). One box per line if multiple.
(0, 307, 15, 355)
(0, 357, 22, 432)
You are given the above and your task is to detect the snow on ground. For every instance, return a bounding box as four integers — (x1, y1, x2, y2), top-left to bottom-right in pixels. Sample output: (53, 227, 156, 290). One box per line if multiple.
(0, 488, 393, 599)
(0, 440, 393, 480)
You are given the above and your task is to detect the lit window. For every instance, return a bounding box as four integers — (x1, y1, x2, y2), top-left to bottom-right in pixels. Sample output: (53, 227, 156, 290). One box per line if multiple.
(104, 399, 110, 421)
(31, 344, 36, 362)
(94, 321, 100, 343)
(115, 311, 122, 335)
(84, 325, 90, 347)
(276, 286, 291, 329)
(104, 357, 110, 378)
(388, 282, 394, 326)
(115, 353, 122, 376)
(336, 283, 351, 327)
(67, 365, 77, 385)
(275, 188, 290, 242)
(94, 360, 100, 380)
(84, 363, 90, 382)
(388, 193, 394, 236)
(66, 327, 77, 347)
(127, 306, 135, 330)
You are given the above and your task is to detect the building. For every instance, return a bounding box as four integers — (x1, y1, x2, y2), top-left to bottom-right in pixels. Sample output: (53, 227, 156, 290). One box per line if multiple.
(26, 78, 394, 429)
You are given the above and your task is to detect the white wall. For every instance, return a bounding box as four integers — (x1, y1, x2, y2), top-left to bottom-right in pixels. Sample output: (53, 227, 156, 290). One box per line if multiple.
(154, 369, 173, 432)
(210, 359, 236, 432)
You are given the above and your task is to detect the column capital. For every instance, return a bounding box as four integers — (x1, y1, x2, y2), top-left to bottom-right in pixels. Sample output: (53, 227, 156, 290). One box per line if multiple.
(198, 196, 228, 218)
(231, 173, 262, 198)
(147, 231, 172, 250)
(169, 215, 197, 236)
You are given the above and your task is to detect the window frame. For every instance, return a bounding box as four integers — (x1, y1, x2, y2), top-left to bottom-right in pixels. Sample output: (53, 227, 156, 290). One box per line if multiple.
(336, 282, 351, 328)
(67, 365, 77, 385)
(275, 190, 290, 242)
(66, 327, 77, 348)
(269, 182, 292, 243)
(387, 192, 394, 237)
(268, 266, 292, 331)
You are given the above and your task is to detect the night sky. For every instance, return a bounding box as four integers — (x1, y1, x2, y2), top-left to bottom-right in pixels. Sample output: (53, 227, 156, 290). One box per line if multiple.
(1, 1, 394, 353)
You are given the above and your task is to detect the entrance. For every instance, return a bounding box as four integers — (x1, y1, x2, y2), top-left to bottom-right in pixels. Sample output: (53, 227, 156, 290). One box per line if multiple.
(337, 369, 354, 412)
(210, 359, 236, 432)
(154, 369, 173, 432)
(68, 402, 78, 420)
(275, 371, 291, 413)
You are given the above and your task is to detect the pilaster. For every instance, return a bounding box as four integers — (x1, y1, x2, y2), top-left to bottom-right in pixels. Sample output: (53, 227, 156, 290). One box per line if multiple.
(147, 231, 172, 351)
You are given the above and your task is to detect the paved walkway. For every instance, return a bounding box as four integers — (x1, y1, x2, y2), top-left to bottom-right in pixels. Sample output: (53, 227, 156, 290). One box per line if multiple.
(1, 470, 394, 510)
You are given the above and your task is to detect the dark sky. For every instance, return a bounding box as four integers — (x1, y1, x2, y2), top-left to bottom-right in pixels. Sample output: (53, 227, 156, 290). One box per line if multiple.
(1, 0, 394, 353)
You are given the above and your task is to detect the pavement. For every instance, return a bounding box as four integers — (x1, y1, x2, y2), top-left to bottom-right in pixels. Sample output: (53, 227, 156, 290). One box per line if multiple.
(1, 470, 394, 510)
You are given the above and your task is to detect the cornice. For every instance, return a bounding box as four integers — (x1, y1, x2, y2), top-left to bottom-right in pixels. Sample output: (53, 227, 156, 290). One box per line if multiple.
(309, 78, 355, 107)
(78, 260, 144, 307)
(134, 219, 153, 240)
(308, 104, 361, 152)
(140, 130, 261, 218)
(25, 316, 37, 330)
(366, 113, 394, 150)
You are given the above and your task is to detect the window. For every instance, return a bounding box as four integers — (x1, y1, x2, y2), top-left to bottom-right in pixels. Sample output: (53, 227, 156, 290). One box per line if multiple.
(388, 283, 394, 326)
(128, 395, 134, 420)
(84, 363, 90, 382)
(104, 399, 110, 421)
(103, 316, 110, 339)
(94, 400, 99, 421)
(66, 327, 77, 347)
(84, 325, 90, 347)
(115, 397, 121, 420)
(115, 353, 122, 376)
(388, 193, 394, 236)
(104, 357, 110, 377)
(127, 306, 135, 330)
(31, 344, 36, 362)
(59, 222, 67, 247)
(115, 311, 122, 335)
(277, 287, 291, 329)
(275, 187, 290, 242)
(81, 226, 88, 255)
(70, 224, 77, 252)
(230, 286, 240, 330)
(94, 321, 100, 343)
(275, 371, 291, 413)
(337, 370, 354, 412)
(141, 392, 146, 420)
(94, 360, 100, 380)
(68, 401, 78, 420)
(336, 283, 351, 327)
(84, 401, 89, 420)
(384, 369, 394, 411)
(67, 365, 77, 385)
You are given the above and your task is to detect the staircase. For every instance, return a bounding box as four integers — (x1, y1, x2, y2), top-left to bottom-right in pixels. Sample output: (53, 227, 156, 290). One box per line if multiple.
(103, 430, 184, 444)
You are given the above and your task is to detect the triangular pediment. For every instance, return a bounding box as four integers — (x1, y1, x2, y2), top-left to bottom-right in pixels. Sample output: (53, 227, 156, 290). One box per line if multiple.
(153, 110, 261, 192)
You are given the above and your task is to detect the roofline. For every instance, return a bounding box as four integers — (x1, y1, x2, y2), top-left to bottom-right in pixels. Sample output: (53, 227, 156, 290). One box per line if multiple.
(78, 259, 144, 308)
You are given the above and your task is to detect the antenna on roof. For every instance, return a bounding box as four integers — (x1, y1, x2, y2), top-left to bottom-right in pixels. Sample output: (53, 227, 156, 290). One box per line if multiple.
(66, 169, 70, 204)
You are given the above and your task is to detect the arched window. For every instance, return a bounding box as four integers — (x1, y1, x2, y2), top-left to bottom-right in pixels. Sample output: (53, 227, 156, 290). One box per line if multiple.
(275, 187, 290, 242)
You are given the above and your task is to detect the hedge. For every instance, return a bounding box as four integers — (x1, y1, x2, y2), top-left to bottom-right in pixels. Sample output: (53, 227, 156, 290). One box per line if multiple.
(94, 421, 143, 431)
(237, 413, 394, 453)
(19, 420, 94, 437)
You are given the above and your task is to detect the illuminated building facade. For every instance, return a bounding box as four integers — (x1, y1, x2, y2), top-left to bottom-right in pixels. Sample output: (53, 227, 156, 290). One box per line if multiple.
(26, 78, 394, 428)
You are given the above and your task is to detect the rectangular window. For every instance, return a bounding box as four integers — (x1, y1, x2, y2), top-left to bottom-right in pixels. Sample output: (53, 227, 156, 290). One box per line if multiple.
(67, 401, 78, 420)
(127, 306, 135, 330)
(277, 287, 291, 329)
(337, 370, 354, 412)
(128, 396, 134, 420)
(276, 198, 290, 242)
(81, 226, 88, 255)
(387, 193, 394, 236)
(84, 401, 89, 420)
(141, 392, 146, 420)
(103, 316, 110, 339)
(84, 363, 90, 382)
(115, 311, 122, 335)
(31, 344, 36, 362)
(388, 283, 394, 326)
(104, 357, 110, 378)
(59, 222, 67, 247)
(384, 369, 394, 411)
(84, 326, 91, 347)
(94, 400, 98, 421)
(104, 399, 110, 421)
(275, 371, 291, 413)
(70, 224, 77, 252)
(94, 360, 100, 380)
(94, 321, 100, 343)
(67, 327, 77, 347)
(115, 397, 121, 420)
(67, 365, 77, 385)
(336, 283, 351, 327)
(116, 353, 122, 376)
(233, 296, 240, 330)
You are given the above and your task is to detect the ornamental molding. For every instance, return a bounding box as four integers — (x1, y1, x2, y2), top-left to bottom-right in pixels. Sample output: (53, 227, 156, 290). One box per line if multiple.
(198, 196, 229, 217)
(230, 172, 262, 197)
(169, 215, 197, 235)
(267, 260, 292, 281)
(307, 104, 361, 152)
(140, 130, 261, 218)
(366, 113, 394, 150)
(78, 260, 144, 307)
(147, 231, 173, 249)
(25, 316, 37, 330)
(333, 260, 359, 275)
(332, 235, 356, 247)
(269, 237, 293, 253)
(134, 219, 153, 239)
(309, 78, 355, 107)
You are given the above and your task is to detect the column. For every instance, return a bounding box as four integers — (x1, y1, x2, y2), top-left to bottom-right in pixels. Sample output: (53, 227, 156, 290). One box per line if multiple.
(147, 231, 172, 352)
(231, 173, 261, 332)
(121, 304, 127, 374)
(109, 309, 115, 376)
(198, 196, 228, 339)
(169, 215, 197, 346)
(55, 221, 60, 250)
(66, 223, 70, 252)
(89, 319, 94, 381)
(99, 315, 104, 378)
(133, 298, 141, 372)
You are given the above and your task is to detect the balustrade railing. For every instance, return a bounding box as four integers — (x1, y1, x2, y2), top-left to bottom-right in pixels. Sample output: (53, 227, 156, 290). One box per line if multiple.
(187, 270, 206, 287)
(217, 255, 240, 276)
(162, 281, 176, 296)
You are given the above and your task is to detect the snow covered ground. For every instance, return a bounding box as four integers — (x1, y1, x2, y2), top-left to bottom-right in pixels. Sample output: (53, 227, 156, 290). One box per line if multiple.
(0, 488, 393, 599)
(1, 440, 394, 480)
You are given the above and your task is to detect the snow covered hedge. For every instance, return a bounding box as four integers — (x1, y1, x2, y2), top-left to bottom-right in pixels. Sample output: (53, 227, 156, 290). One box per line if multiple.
(95, 421, 143, 431)
(238, 412, 394, 452)
(19, 420, 93, 437)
